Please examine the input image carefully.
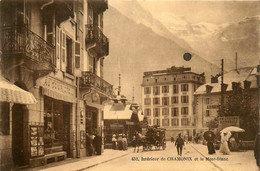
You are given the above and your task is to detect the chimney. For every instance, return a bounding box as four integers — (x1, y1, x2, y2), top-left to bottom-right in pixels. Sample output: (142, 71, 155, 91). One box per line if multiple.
(211, 76, 218, 83)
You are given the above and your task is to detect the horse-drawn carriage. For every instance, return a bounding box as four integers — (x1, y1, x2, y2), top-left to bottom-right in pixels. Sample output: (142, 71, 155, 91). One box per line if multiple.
(135, 125, 166, 151)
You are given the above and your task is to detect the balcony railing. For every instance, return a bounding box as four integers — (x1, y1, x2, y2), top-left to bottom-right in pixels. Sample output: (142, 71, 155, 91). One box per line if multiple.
(85, 24, 109, 57)
(81, 71, 114, 97)
(1, 25, 56, 69)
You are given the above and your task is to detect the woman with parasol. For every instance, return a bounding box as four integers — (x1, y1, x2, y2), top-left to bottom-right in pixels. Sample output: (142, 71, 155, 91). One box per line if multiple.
(204, 130, 216, 154)
(219, 131, 231, 155)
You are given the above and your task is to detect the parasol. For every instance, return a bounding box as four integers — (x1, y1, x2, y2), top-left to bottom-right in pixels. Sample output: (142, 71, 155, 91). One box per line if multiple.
(203, 131, 215, 141)
(220, 126, 245, 133)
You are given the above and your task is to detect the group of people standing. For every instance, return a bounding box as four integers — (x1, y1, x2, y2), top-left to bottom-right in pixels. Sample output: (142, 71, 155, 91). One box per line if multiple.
(112, 134, 128, 150)
(86, 133, 102, 156)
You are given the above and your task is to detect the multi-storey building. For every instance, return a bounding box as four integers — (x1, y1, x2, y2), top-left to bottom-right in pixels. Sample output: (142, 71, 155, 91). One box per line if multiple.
(141, 66, 205, 139)
(194, 66, 259, 133)
(0, 0, 112, 170)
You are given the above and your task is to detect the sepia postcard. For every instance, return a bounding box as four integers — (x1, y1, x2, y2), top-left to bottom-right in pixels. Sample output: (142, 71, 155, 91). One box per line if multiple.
(0, 0, 259, 171)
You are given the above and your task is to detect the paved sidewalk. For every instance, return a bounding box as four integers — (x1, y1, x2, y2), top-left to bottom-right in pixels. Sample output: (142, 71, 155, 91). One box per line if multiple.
(191, 143, 258, 171)
(24, 149, 131, 171)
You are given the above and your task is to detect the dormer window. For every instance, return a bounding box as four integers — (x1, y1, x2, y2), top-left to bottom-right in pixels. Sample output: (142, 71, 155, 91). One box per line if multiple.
(206, 85, 213, 94)
(244, 80, 251, 89)
(232, 82, 240, 90)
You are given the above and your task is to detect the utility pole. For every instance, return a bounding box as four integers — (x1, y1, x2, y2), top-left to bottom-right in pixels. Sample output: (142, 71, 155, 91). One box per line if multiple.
(132, 86, 135, 103)
(220, 59, 224, 116)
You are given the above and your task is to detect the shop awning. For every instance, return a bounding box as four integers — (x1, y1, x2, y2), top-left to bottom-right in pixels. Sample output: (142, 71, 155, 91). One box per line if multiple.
(0, 76, 37, 104)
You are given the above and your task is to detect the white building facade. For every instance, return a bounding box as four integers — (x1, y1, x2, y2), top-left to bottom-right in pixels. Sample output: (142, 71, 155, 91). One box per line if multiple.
(141, 66, 205, 139)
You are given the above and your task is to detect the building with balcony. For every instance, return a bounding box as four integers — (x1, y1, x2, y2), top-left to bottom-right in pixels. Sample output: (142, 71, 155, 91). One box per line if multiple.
(194, 66, 259, 134)
(141, 66, 205, 140)
(0, 0, 111, 170)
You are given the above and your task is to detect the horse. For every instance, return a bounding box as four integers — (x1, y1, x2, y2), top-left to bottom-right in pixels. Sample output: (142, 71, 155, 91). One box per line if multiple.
(133, 133, 145, 153)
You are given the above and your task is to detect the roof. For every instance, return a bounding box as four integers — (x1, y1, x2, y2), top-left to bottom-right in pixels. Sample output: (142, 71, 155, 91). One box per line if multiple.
(104, 103, 144, 121)
(194, 67, 258, 95)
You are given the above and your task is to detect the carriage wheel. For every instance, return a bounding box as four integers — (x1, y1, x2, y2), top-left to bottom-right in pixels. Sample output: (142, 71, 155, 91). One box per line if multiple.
(155, 141, 160, 150)
(148, 144, 152, 151)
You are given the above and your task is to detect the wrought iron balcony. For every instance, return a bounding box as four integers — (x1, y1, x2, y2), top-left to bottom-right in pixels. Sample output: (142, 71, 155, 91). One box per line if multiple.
(88, 0, 108, 13)
(85, 24, 109, 58)
(1, 25, 56, 72)
(81, 71, 114, 98)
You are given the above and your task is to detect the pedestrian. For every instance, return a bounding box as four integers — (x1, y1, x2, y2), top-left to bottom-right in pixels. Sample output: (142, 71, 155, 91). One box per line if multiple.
(112, 134, 117, 150)
(219, 132, 231, 155)
(86, 132, 93, 156)
(254, 132, 260, 169)
(207, 132, 216, 154)
(118, 134, 123, 150)
(93, 133, 102, 155)
(122, 134, 128, 150)
(175, 133, 184, 156)
(171, 137, 174, 143)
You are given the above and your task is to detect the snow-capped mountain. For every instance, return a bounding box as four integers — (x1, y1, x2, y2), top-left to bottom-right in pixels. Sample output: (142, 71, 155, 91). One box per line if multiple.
(151, 11, 259, 69)
(103, 1, 221, 103)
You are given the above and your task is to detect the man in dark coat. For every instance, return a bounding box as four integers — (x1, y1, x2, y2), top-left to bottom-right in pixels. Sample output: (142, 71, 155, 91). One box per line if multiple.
(175, 133, 184, 156)
(93, 134, 102, 155)
(254, 132, 260, 169)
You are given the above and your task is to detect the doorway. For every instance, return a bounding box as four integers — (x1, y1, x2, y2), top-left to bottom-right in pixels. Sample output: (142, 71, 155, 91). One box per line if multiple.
(12, 104, 28, 166)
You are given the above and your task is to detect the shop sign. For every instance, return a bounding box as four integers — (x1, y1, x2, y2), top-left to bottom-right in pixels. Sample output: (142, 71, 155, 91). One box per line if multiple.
(41, 77, 76, 103)
(207, 105, 220, 109)
(126, 121, 134, 125)
(218, 116, 239, 129)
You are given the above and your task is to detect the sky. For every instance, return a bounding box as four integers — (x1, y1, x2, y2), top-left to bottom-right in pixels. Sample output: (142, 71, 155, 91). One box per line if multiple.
(139, 1, 260, 24)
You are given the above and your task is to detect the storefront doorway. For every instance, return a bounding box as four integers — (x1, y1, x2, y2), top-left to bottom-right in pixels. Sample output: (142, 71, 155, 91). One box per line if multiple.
(12, 104, 28, 167)
(85, 107, 98, 134)
(44, 96, 72, 157)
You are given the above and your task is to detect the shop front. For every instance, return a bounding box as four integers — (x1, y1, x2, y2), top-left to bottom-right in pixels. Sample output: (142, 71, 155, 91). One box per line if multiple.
(43, 96, 72, 157)
(28, 76, 77, 167)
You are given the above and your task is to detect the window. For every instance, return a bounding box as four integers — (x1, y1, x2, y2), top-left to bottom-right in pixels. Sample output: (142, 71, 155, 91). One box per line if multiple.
(144, 98, 151, 105)
(171, 107, 179, 117)
(153, 98, 160, 105)
(0, 102, 10, 135)
(153, 86, 160, 95)
(162, 86, 169, 93)
(173, 85, 179, 94)
(162, 97, 169, 105)
(206, 110, 210, 117)
(162, 108, 169, 116)
(181, 84, 189, 92)
(145, 109, 151, 116)
(181, 107, 189, 115)
(144, 87, 151, 94)
(181, 118, 189, 126)
(171, 119, 179, 126)
(181, 96, 189, 103)
(153, 119, 160, 126)
(162, 119, 169, 126)
(171, 96, 178, 104)
(153, 108, 160, 117)
(205, 98, 210, 104)
(148, 119, 151, 125)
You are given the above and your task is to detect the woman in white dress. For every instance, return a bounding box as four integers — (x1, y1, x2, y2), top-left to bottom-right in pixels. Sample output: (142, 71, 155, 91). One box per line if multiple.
(220, 132, 231, 155)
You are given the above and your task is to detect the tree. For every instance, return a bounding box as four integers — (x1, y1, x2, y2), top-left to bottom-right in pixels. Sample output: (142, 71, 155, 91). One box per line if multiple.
(220, 84, 259, 140)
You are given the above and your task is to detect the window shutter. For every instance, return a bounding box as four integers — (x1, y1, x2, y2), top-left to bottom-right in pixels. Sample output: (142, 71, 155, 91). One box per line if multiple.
(60, 30, 66, 72)
(56, 26, 60, 59)
(75, 41, 80, 68)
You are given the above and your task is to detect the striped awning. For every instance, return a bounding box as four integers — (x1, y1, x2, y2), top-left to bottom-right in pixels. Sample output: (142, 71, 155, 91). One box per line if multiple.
(0, 76, 37, 104)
